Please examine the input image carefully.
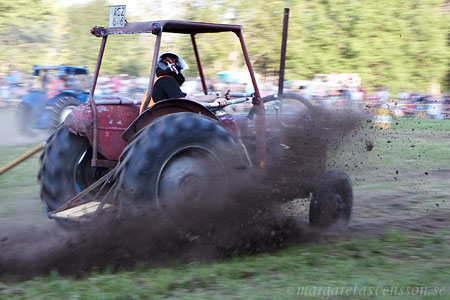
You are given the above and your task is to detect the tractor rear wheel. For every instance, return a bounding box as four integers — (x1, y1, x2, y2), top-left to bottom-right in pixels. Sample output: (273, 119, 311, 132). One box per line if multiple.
(309, 170, 353, 227)
(114, 112, 238, 210)
(50, 95, 80, 130)
(39, 125, 108, 212)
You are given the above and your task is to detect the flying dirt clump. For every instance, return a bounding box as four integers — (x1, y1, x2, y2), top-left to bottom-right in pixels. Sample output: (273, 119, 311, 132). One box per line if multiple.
(0, 107, 365, 279)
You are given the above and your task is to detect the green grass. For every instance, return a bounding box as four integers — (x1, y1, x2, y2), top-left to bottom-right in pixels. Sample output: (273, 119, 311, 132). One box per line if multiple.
(354, 135, 450, 189)
(0, 107, 46, 204)
(0, 145, 41, 199)
(1, 232, 449, 299)
(328, 118, 450, 217)
(0, 145, 43, 221)
(391, 118, 450, 131)
(329, 118, 450, 189)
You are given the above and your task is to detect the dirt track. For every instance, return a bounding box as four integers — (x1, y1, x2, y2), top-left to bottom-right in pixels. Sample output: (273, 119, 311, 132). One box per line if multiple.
(1, 189, 449, 278)
(0, 108, 49, 146)
(284, 168, 450, 235)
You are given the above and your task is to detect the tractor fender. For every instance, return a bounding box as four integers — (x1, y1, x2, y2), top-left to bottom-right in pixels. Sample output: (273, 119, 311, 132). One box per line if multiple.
(64, 102, 93, 140)
(122, 98, 219, 143)
(65, 102, 140, 160)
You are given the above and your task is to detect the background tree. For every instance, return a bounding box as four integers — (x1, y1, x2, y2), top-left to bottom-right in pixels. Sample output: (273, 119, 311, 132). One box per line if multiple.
(0, 0, 54, 72)
(0, 0, 448, 93)
(61, 0, 151, 76)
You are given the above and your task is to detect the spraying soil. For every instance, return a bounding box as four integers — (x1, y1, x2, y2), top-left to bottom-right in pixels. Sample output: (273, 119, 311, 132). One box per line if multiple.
(0, 176, 320, 278)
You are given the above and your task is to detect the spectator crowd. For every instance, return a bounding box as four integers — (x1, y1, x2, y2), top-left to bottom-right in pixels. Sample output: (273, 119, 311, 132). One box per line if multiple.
(1, 68, 449, 120)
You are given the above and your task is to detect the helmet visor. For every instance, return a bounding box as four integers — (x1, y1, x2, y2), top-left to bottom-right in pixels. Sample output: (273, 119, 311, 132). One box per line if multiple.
(176, 55, 189, 71)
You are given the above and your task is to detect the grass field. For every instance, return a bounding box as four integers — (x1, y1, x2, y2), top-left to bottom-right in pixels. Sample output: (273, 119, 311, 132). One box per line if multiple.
(0, 232, 449, 299)
(0, 111, 449, 299)
(0, 145, 43, 223)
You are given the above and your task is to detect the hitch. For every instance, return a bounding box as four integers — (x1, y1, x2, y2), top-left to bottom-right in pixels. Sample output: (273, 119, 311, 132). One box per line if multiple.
(48, 169, 116, 221)
(50, 202, 113, 221)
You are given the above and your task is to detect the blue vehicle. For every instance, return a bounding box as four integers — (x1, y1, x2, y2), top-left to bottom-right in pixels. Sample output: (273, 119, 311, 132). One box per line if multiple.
(16, 65, 90, 133)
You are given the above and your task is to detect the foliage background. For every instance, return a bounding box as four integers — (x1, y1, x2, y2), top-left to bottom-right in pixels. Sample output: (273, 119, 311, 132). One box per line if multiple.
(0, 0, 449, 93)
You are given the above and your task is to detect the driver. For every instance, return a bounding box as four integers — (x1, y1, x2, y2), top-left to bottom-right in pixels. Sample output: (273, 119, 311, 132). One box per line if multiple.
(139, 52, 228, 113)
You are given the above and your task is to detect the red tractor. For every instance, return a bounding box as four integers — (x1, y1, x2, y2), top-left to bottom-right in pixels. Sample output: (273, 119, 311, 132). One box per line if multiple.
(39, 9, 353, 227)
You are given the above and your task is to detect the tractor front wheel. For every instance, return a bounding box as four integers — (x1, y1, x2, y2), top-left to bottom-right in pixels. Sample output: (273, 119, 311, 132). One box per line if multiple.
(309, 170, 353, 227)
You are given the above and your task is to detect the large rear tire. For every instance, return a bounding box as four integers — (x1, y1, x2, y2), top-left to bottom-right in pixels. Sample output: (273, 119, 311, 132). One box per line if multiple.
(114, 112, 239, 209)
(39, 125, 107, 212)
(309, 170, 353, 227)
(50, 95, 80, 130)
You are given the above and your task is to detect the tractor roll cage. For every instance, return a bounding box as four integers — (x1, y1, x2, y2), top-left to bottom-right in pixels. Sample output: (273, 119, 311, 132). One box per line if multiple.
(88, 20, 262, 105)
(88, 19, 266, 167)
(98, 20, 242, 35)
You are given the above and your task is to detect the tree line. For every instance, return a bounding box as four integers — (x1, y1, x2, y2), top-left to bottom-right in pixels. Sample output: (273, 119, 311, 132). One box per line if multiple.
(0, 0, 449, 93)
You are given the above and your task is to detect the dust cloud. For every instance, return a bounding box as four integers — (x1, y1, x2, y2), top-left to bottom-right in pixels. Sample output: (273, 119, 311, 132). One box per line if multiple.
(0, 108, 49, 146)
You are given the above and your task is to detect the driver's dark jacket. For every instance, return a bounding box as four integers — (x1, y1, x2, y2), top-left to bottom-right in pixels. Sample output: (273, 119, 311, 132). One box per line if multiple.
(139, 76, 187, 113)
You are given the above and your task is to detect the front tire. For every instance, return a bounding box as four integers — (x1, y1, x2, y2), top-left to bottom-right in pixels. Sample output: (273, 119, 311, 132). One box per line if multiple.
(309, 170, 353, 227)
